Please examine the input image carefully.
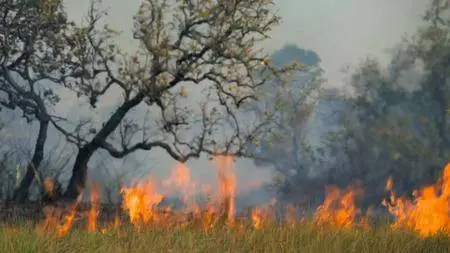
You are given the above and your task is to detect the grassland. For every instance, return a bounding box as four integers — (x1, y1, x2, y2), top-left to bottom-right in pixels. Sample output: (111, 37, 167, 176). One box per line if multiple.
(1, 222, 450, 253)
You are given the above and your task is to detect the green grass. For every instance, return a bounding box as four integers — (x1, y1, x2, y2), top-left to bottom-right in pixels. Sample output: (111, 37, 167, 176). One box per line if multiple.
(1, 222, 449, 253)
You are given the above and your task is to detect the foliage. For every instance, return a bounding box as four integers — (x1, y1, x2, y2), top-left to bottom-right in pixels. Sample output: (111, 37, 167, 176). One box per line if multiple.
(246, 45, 325, 182)
(316, 0, 450, 206)
(0, 0, 95, 201)
(0, 0, 77, 115)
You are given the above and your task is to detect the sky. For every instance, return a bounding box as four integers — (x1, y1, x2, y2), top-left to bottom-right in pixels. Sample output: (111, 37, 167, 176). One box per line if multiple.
(53, 0, 432, 193)
(65, 0, 429, 88)
(272, 0, 429, 88)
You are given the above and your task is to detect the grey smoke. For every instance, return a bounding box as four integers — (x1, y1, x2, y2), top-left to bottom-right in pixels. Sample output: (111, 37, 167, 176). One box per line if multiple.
(0, 0, 433, 205)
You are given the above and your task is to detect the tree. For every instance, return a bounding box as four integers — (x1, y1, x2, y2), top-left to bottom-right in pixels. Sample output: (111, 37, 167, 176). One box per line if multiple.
(245, 45, 325, 198)
(409, 0, 450, 159)
(306, 0, 450, 207)
(47, 0, 299, 200)
(0, 127, 73, 201)
(326, 57, 414, 191)
(0, 0, 84, 202)
(322, 39, 448, 206)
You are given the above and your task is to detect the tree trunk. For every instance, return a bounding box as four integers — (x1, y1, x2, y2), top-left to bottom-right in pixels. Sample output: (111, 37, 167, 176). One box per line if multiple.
(12, 119, 49, 203)
(64, 92, 146, 200)
(63, 144, 97, 200)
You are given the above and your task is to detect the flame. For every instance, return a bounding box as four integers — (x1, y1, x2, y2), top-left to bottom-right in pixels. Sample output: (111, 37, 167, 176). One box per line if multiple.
(213, 155, 236, 226)
(251, 207, 265, 230)
(121, 178, 164, 227)
(37, 205, 60, 234)
(314, 185, 363, 229)
(57, 204, 77, 236)
(385, 177, 393, 191)
(251, 198, 276, 230)
(162, 163, 198, 212)
(166, 163, 191, 187)
(383, 163, 450, 237)
(57, 193, 83, 237)
(117, 156, 238, 230)
(35, 157, 450, 238)
(87, 182, 100, 232)
(37, 178, 81, 236)
(200, 205, 219, 231)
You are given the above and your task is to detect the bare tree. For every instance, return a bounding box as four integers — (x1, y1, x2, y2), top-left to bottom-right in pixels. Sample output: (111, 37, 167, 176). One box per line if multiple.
(47, 0, 300, 200)
(0, 0, 87, 202)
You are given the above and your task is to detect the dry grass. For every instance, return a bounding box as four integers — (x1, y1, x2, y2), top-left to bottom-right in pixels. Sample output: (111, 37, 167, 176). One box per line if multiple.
(1, 221, 449, 253)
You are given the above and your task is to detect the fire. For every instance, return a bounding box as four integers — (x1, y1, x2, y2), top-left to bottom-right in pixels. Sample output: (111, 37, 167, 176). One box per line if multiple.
(162, 162, 197, 212)
(57, 202, 78, 237)
(314, 185, 364, 229)
(213, 156, 236, 226)
(87, 182, 100, 232)
(251, 198, 277, 230)
(251, 207, 265, 230)
(383, 164, 450, 236)
(199, 205, 219, 231)
(56, 193, 83, 237)
(117, 157, 237, 231)
(37, 180, 82, 236)
(37, 205, 59, 234)
(166, 163, 191, 187)
(120, 179, 165, 227)
(33, 159, 450, 238)
(385, 177, 393, 191)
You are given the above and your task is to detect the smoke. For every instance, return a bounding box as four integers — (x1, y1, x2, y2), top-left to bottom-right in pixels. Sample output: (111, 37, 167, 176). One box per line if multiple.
(0, 0, 434, 206)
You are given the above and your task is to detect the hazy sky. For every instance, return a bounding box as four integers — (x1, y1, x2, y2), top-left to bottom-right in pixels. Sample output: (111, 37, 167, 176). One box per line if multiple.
(272, 0, 429, 88)
(65, 0, 429, 88)
(60, 0, 431, 190)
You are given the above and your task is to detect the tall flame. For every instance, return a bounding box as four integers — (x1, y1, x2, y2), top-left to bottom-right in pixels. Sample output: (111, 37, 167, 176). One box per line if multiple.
(213, 155, 236, 226)
(87, 182, 100, 232)
(57, 193, 83, 237)
(314, 185, 363, 229)
(121, 179, 164, 227)
(383, 164, 450, 236)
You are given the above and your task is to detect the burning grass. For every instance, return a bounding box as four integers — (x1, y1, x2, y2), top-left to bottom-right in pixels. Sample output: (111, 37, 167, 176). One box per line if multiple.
(1, 156, 450, 252)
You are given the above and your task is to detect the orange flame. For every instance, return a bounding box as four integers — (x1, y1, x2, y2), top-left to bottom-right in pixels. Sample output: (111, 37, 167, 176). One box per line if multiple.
(57, 193, 82, 237)
(251, 198, 276, 230)
(383, 163, 450, 237)
(37, 157, 450, 237)
(121, 178, 164, 227)
(87, 182, 100, 232)
(213, 155, 236, 226)
(162, 163, 198, 212)
(314, 185, 364, 229)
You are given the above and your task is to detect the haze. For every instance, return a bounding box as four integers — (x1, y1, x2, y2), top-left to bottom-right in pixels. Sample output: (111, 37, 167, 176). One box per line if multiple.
(3, 0, 432, 196)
